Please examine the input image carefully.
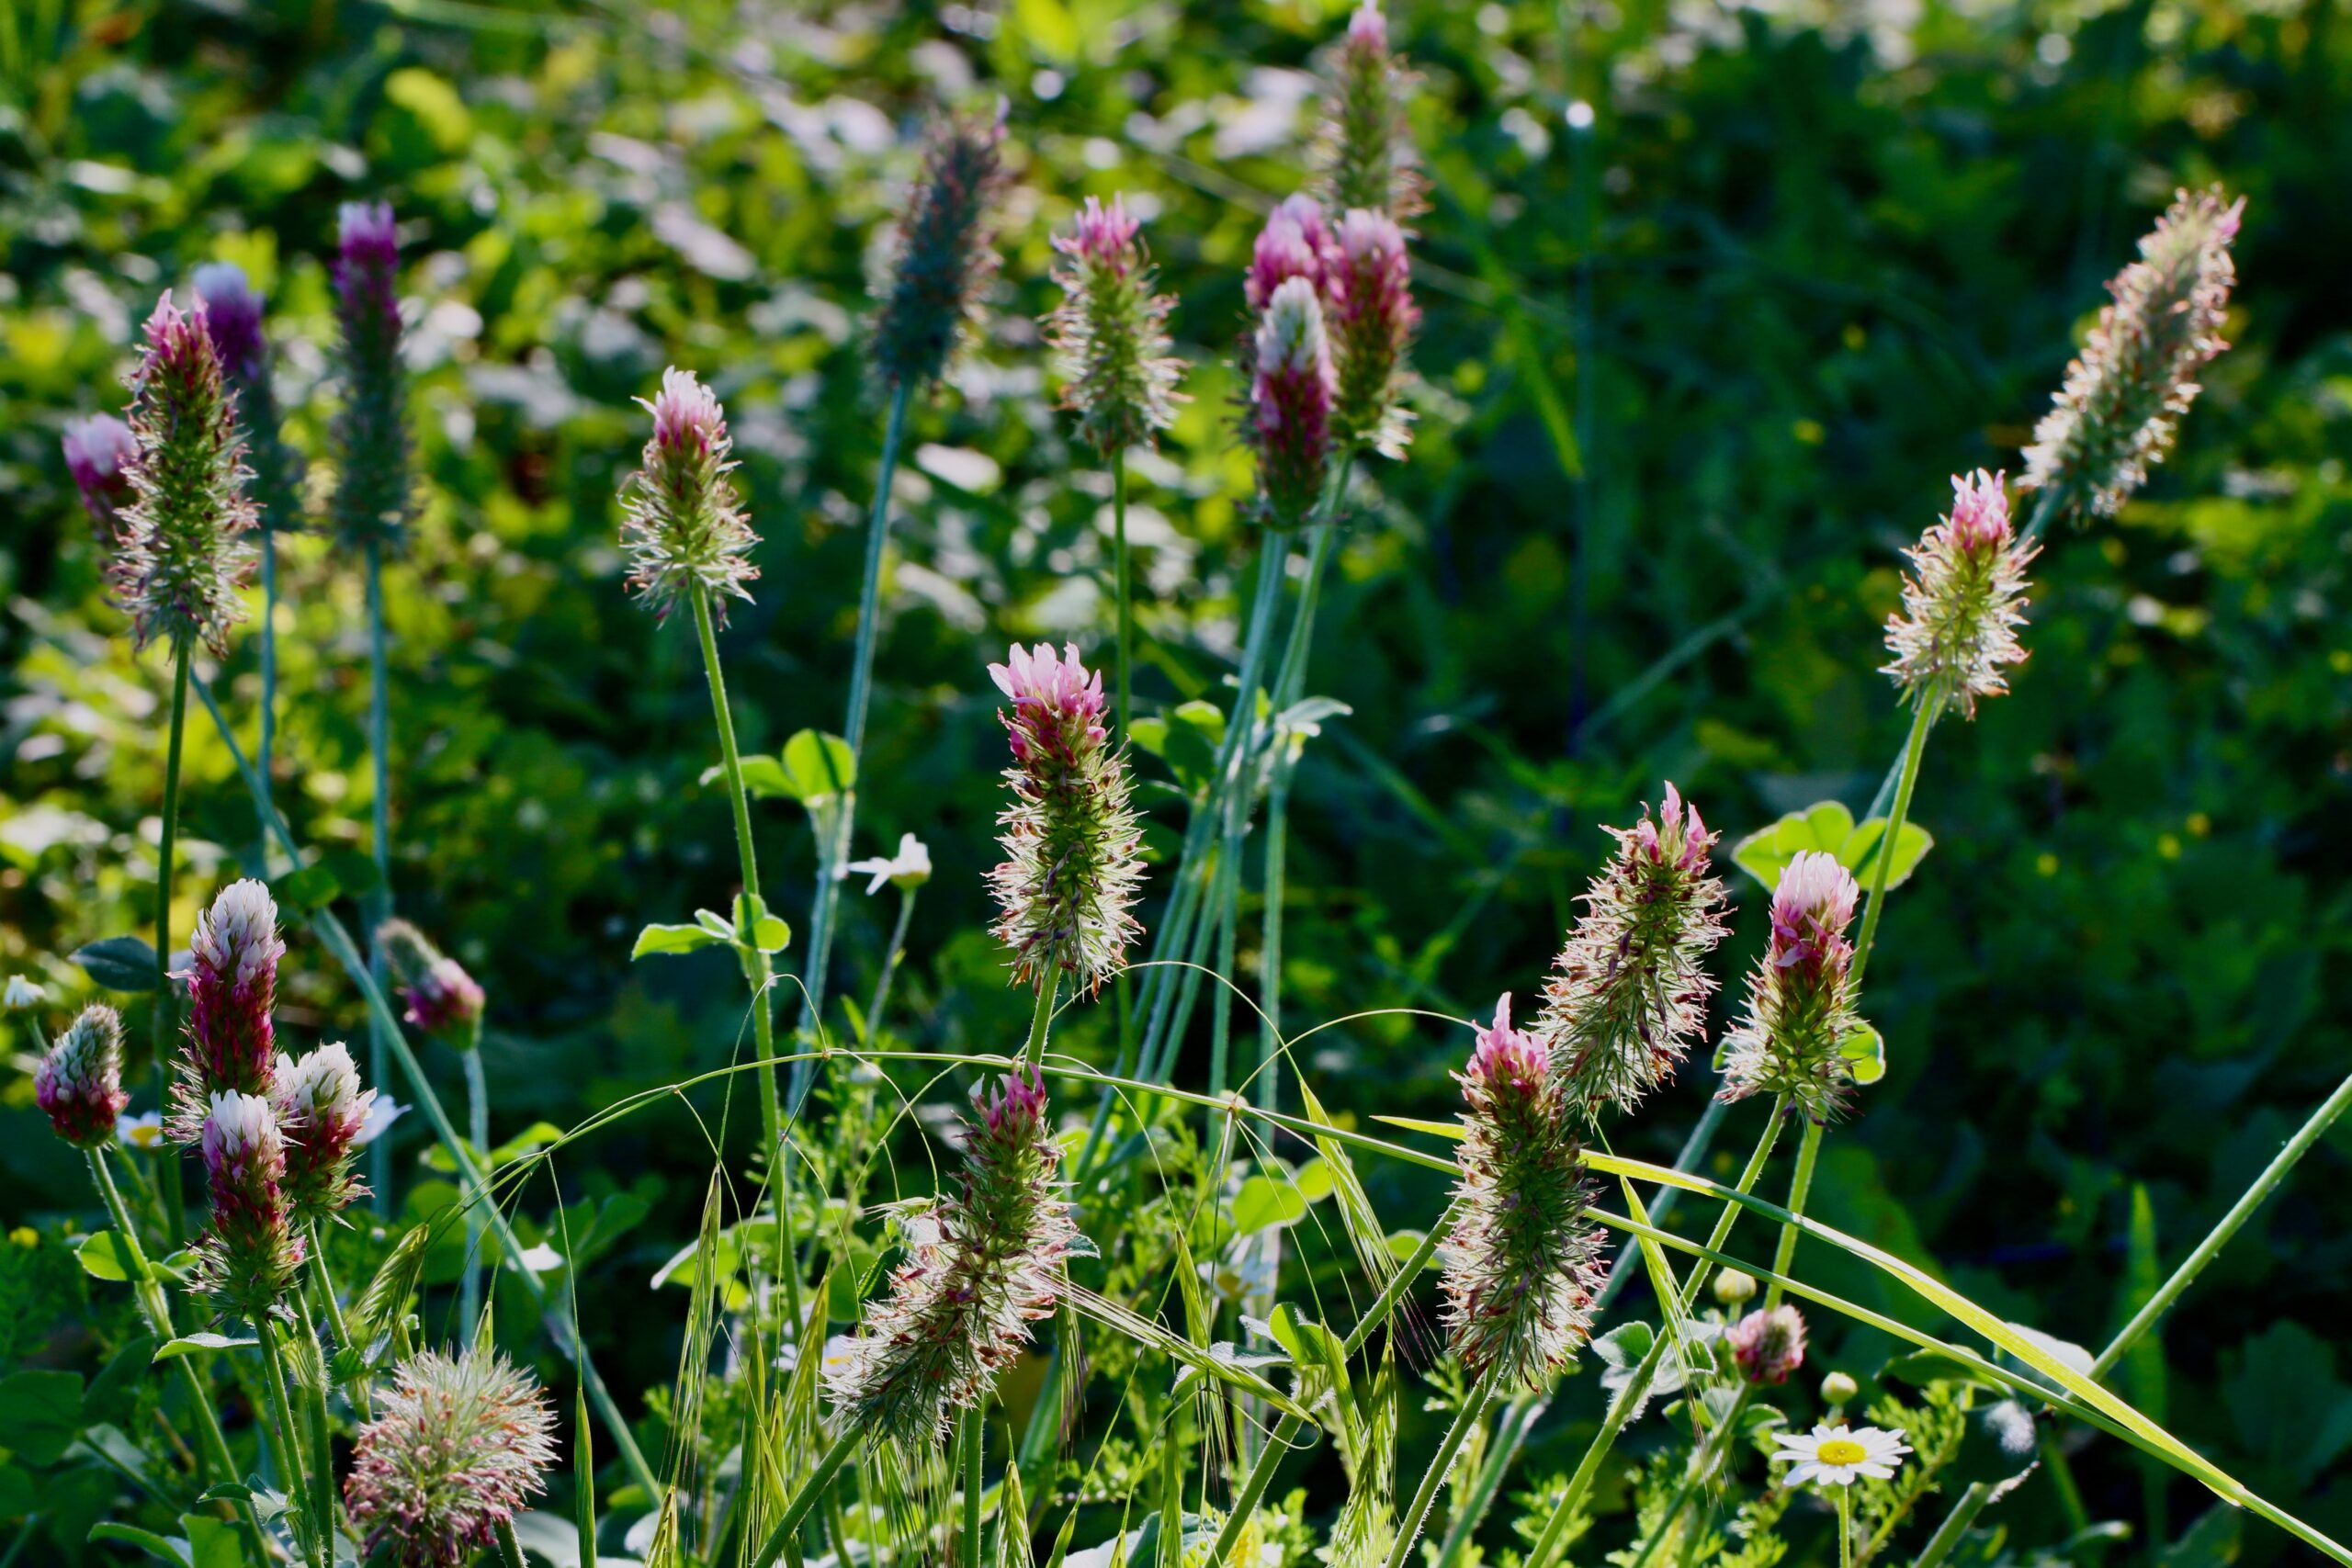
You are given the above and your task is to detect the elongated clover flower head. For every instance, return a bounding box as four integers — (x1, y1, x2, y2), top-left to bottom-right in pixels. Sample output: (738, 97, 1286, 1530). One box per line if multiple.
(1537, 784, 1730, 1118)
(1883, 471, 2038, 719)
(1317, 1, 1426, 224)
(345, 1348, 558, 1567)
(172, 879, 285, 1142)
(378, 919, 487, 1042)
(108, 294, 257, 655)
(1441, 996, 1604, 1393)
(1329, 209, 1418, 457)
(195, 262, 301, 534)
(62, 414, 139, 536)
(1717, 852, 1866, 1122)
(1728, 1303, 1808, 1385)
(2021, 186, 2242, 520)
(874, 107, 1009, 391)
(1046, 195, 1187, 457)
(1247, 195, 1337, 311)
(273, 1042, 376, 1223)
(37, 1005, 130, 1148)
(331, 201, 412, 548)
(988, 643, 1146, 996)
(195, 1089, 303, 1320)
(826, 1067, 1079, 1446)
(1249, 276, 1339, 529)
(619, 367, 759, 625)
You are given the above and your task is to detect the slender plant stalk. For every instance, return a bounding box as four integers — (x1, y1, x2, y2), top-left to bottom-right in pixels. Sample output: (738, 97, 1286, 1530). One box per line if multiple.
(1022, 973, 1060, 1069)
(2093, 1066, 2352, 1379)
(258, 530, 277, 811)
(796, 381, 914, 1107)
(365, 539, 394, 1217)
(1254, 522, 1340, 1112)
(1112, 447, 1135, 742)
(961, 1407, 986, 1568)
(1382, 1371, 1499, 1568)
(1837, 1483, 1854, 1568)
(1764, 1120, 1823, 1311)
(192, 671, 663, 1496)
(1624, 1383, 1757, 1568)
(256, 1319, 324, 1568)
(153, 636, 192, 1249)
(864, 887, 917, 1043)
(307, 1220, 369, 1419)
(494, 1516, 529, 1568)
(290, 1287, 339, 1560)
(460, 1043, 490, 1340)
(750, 1426, 864, 1568)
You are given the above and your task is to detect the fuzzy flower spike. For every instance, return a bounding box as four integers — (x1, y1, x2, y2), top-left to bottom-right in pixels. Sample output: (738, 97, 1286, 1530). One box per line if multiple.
(2021, 186, 2242, 520)
(1046, 195, 1187, 457)
(195, 1089, 303, 1320)
(62, 413, 138, 536)
(195, 261, 301, 531)
(37, 1005, 130, 1148)
(172, 878, 286, 1141)
(331, 201, 412, 548)
(826, 1067, 1080, 1446)
(1441, 996, 1604, 1393)
(274, 1041, 378, 1223)
(1884, 471, 2038, 719)
(1250, 276, 1340, 528)
(1717, 852, 1866, 1122)
(1248, 194, 1337, 310)
(874, 106, 1010, 391)
(1317, 1, 1427, 224)
(378, 918, 487, 1042)
(988, 643, 1147, 995)
(1537, 783, 1730, 1117)
(1328, 207, 1418, 457)
(345, 1348, 559, 1567)
(108, 294, 257, 655)
(620, 367, 759, 624)
(1728, 1303, 1809, 1385)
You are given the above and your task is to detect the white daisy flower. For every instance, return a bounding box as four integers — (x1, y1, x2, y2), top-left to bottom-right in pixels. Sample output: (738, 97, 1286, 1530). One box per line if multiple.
(840, 832, 933, 895)
(117, 1111, 166, 1152)
(1771, 1422, 1911, 1488)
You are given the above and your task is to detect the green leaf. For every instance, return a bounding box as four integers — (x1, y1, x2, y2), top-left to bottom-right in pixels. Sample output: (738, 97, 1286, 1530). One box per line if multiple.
(750, 914, 791, 954)
(274, 862, 342, 908)
(87, 1523, 191, 1565)
(86, 1333, 159, 1420)
(0, 1369, 85, 1464)
(1159, 702, 1225, 795)
(631, 922, 725, 959)
(181, 1513, 243, 1568)
(1371, 1114, 1464, 1142)
(1291, 1157, 1335, 1204)
(74, 1229, 131, 1281)
(72, 935, 159, 992)
(1838, 1025, 1886, 1086)
(1229, 1175, 1308, 1236)
(1126, 716, 1170, 757)
(779, 729, 857, 805)
(1731, 800, 1935, 894)
(154, 1333, 256, 1360)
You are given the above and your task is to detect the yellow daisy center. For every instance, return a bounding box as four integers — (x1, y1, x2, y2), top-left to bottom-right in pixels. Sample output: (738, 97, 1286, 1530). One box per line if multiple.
(1816, 1438, 1868, 1466)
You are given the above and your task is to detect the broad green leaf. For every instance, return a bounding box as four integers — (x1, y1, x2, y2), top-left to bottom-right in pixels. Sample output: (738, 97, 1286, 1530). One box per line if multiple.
(1839, 1025, 1886, 1086)
(750, 914, 791, 953)
(85, 1332, 159, 1419)
(0, 1369, 84, 1464)
(702, 754, 797, 797)
(72, 935, 159, 992)
(1229, 1175, 1307, 1236)
(1292, 1157, 1335, 1203)
(181, 1513, 243, 1568)
(74, 1229, 131, 1281)
(154, 1333, 256, 1360)
(779, 729, 856, 804)
(87, 1523, 190, 1564)
(632, 922, 724, 959)
(274, 862, 341, 908)
(1732, 800, 1934, 894)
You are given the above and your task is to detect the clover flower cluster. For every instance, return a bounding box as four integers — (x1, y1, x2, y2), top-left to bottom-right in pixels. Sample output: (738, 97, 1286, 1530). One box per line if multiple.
(874, 107, 1009, 391)
(62, 414, 138, 536)
(2021, 186, 2242, 520)
(1046, 195, 1186, 457)
(331, 201, 412, 548)
(1440, 996, 1604, 1393)
(1317, 1, 1427, 225)
(1716, 852, 1867, 1123)
(345, 1349, 559, 1568)
(171, 879, 287, 1141)
(1883, 470, 2038, 719)
(194, 262, 301, 532)
(1728, 1303, 1808, 1385)
(1250, 276, 1342, 527)
(36, 1005, 130, 1149)
(1536, 784, 1730, 1118)
(826, 1068, 1080, 1446)
(987, 643, 1147, 997)
(619, 367, 760, 625)
(194, 1089, 305, 1321)
(379, 918, 488, 1041)
(274, 1041, 377, 1224)
(107, 294, 257, 655)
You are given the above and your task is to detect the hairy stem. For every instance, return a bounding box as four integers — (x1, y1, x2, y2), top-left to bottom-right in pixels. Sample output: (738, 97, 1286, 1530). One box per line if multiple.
(1382, 1370, 1498, 1568)
(865, 888, 917, 1043)
(290, 1286, 340, 1561)
(460, 1042, 490, 1341)
(256, 1318, 323, 1568)
(962, 1406, 986, 1568)
(1850, 696, 1935, 995)
(307, 1220, 369, 1419)
(365, 540, 395, 1217)
(1022, 971, 1060, 1069)
(153, 636, 192, 1249)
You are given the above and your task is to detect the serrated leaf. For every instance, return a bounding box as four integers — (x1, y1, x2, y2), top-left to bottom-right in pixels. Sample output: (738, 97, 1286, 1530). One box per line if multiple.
(631, 922, 725, 959)
(72, 935, 159, 992)
(155, 1333, 257, 1360)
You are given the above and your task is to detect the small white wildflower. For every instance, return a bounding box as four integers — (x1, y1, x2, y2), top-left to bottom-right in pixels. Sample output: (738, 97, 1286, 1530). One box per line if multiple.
(841, 832, 933, 895)
(1771, 1423, 1911, 1489)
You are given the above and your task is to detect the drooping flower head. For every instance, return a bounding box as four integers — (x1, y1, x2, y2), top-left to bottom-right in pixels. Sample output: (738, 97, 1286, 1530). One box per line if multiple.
(62, 414, 138, 536)
(1328, 209, 1418, 457)
(172, 879, 285, 1141)
(988, 644, 1146, 996)
(1717, 852, 1866, 1122)
(1046, 195, 1187, 457)
(344, 1348, 559, 1568)
(1537, 784, 1730, 1118)
(619, 367, 759, 624)
(108, 294, 257, 654)
(826, 1067, 1080, 1446)
(2021, 186, 2242, 521)
(1883, 471, 2038, 719)
(1247, 195, 1337, 311)
(331, 201, 412, 548)
(273, 1042, 377, 1223)
(874, 106, 1010, 391)
(194, 262, 301, 534)
(1441, 995, 1605, 1393)
(1249, 276, 1339, 529)
(1771, 1424, 1911, 1491)
(194, 1089, 304, 1321)
(37, 1005, 130, 1148)
(377, 919, 487, 1042)
(1316, 2, 1426, 225)
(1728, 1303, 1808, 1385)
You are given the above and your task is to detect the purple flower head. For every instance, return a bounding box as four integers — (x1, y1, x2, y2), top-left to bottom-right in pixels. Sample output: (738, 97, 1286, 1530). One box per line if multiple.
(37, 1005, 130, 1149)
(1247, 195, 1336, 311)
(1045, 195, 1186, 456)
(274, 1041, 377, 1223)
(62, 413, 138, 536)
(335, 203, 401, 328)
(193, 263, 266, 383)
(1729, 1304, 1809, 1385)
(196, 1089, 304, 1320)
(1329, 207, 1418, 457)
(1884, 470, 2039, 719)
(331, 202, 412, 548)
(1719, 852, 1867, 1122)
(1349, 0, 1387, 50)
(345, 1349, 559, 1568)
(108, 293, 257, 654)
(982, 1066, 1052, 1140)
(874, 106, 1011, 390)
(1056, 194, 1142, 275)
(1769, 852, 1860, 977)
(173, 879, 284, 1142)
(988, 645, 1146, 995)
(619, 367, 760, 624)
(379, 919, 487, 1041)
(1464, 993, 1548, 1100)
(1249, 276, 1339, 528)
